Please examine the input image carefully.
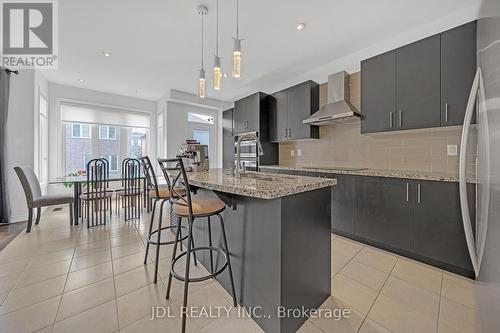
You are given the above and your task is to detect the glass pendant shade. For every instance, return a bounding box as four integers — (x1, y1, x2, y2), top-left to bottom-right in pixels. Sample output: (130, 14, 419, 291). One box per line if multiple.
(233, 38, 241, 78)
(198, 68, 206, 99)
(213, 55, 222, 90)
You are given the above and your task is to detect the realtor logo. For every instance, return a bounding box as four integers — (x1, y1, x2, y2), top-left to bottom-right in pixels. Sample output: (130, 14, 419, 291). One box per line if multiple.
(1, 0, 58, 68)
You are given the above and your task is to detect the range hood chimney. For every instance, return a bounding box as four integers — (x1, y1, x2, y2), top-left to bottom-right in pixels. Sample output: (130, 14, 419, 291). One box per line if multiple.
(303, 71, 361, 125)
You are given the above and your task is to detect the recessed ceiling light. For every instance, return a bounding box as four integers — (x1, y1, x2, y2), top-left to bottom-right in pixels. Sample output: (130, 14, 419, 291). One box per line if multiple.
(77, 78, 85, 82)
(102, 51, 112, 57)
(296, 23, 306, 31)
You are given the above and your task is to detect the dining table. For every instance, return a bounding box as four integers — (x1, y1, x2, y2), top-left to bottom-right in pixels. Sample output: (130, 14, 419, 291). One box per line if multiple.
(49, 175, 147, 225)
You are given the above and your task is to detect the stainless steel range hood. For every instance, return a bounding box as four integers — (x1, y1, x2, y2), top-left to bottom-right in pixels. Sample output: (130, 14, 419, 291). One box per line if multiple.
(303, 71, 361, 125)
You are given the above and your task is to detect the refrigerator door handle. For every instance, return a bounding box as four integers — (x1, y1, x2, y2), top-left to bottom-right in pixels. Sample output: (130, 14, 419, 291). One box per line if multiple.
(459, 67, 483, 278)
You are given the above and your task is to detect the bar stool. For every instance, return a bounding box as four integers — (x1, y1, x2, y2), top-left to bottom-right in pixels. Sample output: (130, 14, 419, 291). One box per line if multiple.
(158, 158, 237, 333)
(140, 156, 196, 283)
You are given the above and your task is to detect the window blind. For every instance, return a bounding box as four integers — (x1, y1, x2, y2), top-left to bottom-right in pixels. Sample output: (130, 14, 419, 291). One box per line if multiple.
(61, 103, 150, 129)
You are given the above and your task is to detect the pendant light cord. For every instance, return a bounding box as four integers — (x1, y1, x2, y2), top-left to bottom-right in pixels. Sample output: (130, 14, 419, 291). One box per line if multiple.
(201, 12, 204, 69)
(236, 0, 239, 39)
(216, 0, 219, 57)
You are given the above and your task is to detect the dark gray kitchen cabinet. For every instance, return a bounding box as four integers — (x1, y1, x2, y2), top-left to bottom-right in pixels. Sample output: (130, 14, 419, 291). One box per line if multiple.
(355, 176, 413, 252)
(330, 175, 355, 234)
(233, 92, 264, 135)
(361, 51, 397, 133)
(269, 81, 319, 141)
(223, 108, 234, 168)
(441, 21, 477, 126)
(396, 35, 441, 130)
(413, 180, 474, 271)
(287, 81, 319, 140)
(270, 90, 288, 141)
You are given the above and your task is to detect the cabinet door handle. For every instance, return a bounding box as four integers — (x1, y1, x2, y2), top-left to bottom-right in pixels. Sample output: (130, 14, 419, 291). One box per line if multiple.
(445, 103, 449, 123)
(389, 112, 393, 128)
(406, 183, 409, 202)
(417, 183, 421, 204)
(398, 109, 403, 127)
(288, 128, 291, 138)
(284, 128, 287, 138)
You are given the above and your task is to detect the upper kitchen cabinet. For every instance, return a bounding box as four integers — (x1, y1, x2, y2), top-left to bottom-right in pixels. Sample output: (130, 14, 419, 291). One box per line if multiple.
(361, 51, 396, 133)
(223, 108, 233, 137)
(270, 81, 319, 141)
(396, 35, 441, 130)
(441, 21, 477, 126)
(270, 90, 288, 141)
(233, 92, 268, 135)
(361, 21, 477, 133)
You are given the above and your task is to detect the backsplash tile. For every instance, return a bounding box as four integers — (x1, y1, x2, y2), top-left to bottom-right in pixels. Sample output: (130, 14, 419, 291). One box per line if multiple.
(279, 122, 477, 175)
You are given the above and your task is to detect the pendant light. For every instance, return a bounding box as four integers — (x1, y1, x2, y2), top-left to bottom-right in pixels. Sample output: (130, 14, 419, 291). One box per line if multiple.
(213, 0, 222, 90)
(197, 5, 208, 99)
(232, 0, 242, 78)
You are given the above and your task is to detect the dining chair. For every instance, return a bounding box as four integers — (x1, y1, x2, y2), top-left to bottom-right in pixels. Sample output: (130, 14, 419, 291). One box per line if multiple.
(115, 158, 143, 221)
(14, 166, 74, 233)
(80, 158, 113, 227)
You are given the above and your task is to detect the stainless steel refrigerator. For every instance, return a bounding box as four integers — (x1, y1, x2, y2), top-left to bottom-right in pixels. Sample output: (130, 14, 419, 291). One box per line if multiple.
(459, 0, 500, 330)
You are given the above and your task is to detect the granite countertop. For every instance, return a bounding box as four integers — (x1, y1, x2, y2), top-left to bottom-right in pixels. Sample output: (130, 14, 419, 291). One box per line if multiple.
(186, 169, 337, 199)
(259, 165, 476, 183)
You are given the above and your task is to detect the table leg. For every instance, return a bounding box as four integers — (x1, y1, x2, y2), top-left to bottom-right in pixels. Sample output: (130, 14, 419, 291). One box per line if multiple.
(73, 182, 80, 225)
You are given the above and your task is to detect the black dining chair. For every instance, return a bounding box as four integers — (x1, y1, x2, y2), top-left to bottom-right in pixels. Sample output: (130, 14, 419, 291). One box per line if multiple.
(80, 158, 113, 227)
(14, 166, 74, 232)
(115, 158, 143, 221)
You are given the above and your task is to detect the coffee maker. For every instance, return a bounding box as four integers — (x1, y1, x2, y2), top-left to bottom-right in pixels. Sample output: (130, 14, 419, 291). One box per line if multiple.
(178, 144, 209, 172)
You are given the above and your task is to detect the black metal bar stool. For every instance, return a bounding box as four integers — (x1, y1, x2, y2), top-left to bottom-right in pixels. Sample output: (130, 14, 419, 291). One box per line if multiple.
(158, 158, 237, 333)
(140, 156, 196, 283)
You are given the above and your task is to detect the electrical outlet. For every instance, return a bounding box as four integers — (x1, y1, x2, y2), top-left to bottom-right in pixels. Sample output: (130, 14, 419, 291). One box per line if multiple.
(290, 150, 295, 157)
(297, 149, 302, 157)
(447, 144, 458, 156)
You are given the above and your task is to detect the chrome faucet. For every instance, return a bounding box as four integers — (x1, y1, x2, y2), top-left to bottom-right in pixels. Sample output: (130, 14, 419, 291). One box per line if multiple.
(235, 132, 264, 177)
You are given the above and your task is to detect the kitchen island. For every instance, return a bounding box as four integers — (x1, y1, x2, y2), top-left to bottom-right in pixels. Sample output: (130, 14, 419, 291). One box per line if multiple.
(185, 169, 336, 333)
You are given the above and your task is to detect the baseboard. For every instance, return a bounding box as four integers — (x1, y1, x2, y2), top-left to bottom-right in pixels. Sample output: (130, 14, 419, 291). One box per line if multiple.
(8, 207, 48, 223)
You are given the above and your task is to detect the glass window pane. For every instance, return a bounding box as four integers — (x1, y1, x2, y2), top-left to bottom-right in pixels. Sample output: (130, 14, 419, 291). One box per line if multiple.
(188, 112, 214, 125)
(72, 124, 80, 137)
(65, 123, 92, 175)
(109, 127, 116, 139)
(82, 125, 90, 138)
(99, 126, 107, 139)
(192, 129, 209, 146)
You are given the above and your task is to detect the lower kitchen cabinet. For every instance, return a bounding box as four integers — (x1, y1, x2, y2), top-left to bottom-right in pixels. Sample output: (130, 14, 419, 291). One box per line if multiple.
(259, 167, 475, 277)
(413, 180, 474, 272)
(355, 176, 414, 252)
(330, 175, 355, 235)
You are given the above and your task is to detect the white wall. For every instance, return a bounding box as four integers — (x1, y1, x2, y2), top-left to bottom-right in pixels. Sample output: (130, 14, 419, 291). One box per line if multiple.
(6, 70, 35, 222)
(47, 83, 157, 187)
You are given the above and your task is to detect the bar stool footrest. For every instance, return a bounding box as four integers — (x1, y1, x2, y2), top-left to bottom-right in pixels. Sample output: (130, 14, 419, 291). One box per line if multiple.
(171, 246, 228, 283)
(147, 226, 188, 246)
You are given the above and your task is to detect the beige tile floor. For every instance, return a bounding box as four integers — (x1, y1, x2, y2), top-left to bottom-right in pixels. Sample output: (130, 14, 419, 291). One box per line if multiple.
(0, 205, 495, 333)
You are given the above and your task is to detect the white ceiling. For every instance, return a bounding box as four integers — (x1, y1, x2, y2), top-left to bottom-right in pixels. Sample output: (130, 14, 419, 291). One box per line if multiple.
(41, 0, 480, 102)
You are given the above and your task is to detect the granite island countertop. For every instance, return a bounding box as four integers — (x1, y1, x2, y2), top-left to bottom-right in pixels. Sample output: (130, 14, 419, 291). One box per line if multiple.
(185, 169, 337, 199)
(259, 165, 477, 183)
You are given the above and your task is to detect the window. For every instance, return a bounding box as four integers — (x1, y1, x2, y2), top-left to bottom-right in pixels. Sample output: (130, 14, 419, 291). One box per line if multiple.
(99, 126, 117, 140)
(101, 155, 119, 172)
(63, 123, 149, 175)
(61, 103, 150, 176)
(38, 93, 48, 184)
(188, 112, 214, 125)
(71, 123, 91, 138)
(192, 129, 210, 146)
